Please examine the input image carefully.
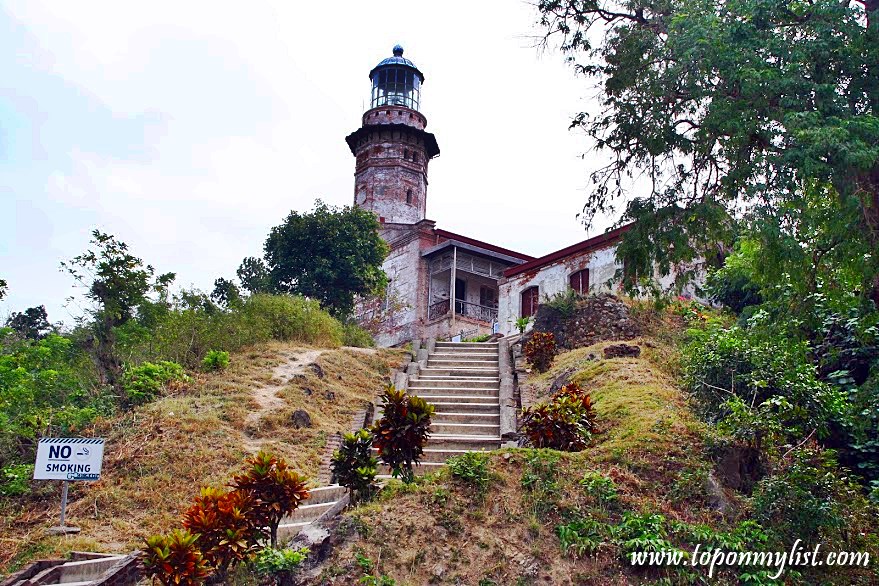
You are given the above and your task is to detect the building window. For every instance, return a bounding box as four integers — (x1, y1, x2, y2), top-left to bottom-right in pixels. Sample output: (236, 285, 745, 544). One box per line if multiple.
(521, 286, 539, 318)
(406, 188, 413, 204)
(413, 152, 419, 163)
(569, 269, 590, 295)
(403, 149, 409, 160)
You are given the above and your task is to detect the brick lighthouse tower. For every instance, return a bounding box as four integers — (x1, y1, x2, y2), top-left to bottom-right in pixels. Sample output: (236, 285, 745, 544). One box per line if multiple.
(345, 45, 440, 225)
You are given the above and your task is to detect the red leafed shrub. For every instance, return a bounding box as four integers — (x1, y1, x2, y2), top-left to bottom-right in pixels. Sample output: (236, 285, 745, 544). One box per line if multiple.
(181, 487, 258, 579)
(520, 382, 597, 451)
(524, 331, 557, 373)
(232, 451, 310, 546)
(142, 529, 210, 586)
(372, 385, 435, 483)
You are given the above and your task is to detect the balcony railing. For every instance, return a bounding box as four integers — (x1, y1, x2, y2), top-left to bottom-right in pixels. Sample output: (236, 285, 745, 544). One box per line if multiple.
(427, 299, 498, 323)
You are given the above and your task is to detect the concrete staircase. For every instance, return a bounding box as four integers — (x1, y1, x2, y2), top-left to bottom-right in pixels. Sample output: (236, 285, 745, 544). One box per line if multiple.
(380, 341, 503, 476)
(276, 483, 347, 543)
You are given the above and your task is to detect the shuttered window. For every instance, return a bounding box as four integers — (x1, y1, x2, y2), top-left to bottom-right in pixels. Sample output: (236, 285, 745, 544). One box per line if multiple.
(569, 269, 590, 295)
(521, 287, 539, 318)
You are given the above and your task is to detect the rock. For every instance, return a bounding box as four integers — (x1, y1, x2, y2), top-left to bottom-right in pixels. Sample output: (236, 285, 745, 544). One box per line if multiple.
(548, 367, 577, 395)
(715, 444, 764, 493)
(432, 563, 446, 579)
(291, 409, 312, 428)
(323, 391, 335, 401)
(603, 343, 641, 359)
(503, 453, 512, 461)
(309, 363, 325, 379)
(705, 472, 732, 516)
(303, 388, 313, 396)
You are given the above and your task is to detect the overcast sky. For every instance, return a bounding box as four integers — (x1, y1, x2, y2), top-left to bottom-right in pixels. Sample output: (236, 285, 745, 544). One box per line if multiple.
(1, 1, 616, 323)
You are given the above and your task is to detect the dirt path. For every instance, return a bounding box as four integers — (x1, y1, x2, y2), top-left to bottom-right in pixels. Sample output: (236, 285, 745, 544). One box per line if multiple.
(242, 348, 328, 451)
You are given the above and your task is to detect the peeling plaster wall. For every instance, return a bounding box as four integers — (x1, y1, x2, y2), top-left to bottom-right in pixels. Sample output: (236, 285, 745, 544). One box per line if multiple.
(497, 246, 623, 336)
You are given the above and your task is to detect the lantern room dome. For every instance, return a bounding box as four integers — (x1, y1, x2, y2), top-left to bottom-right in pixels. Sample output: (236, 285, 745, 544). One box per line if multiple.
(368, 45, 425, 111)
(369, 45, 424, 82)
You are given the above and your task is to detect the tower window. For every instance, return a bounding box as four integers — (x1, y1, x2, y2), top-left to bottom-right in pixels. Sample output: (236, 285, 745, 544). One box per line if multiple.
(406, 188, 413, 204)
(403, 149, 409, 160)
(413, 152, 419, 163)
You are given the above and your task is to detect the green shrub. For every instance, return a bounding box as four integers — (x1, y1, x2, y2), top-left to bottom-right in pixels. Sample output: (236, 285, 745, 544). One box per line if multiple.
(342, 322, 375, 348)
(683, 325, 845, 445)
(243, 294, 343, 347)
(514, 316, 530, 334)
(543, 289, 581, 317)
(371, 386, 435, 483)
(462, 334, 492, 343)
(446, 451, 491, 496)
(612, 512, 677, 560)
(523, 331, 556, 373)
(579, 470, 618, 508)
(520, 450, 561, 518)
(122, 360, 188, 405)
(556, 518, 605, 558)
(201, 349, 230, 371)
(331, 429, 378, 504)
(752, 447, 869, 547)
(252, 546, 309, 584)
(0, 464, 34, 496)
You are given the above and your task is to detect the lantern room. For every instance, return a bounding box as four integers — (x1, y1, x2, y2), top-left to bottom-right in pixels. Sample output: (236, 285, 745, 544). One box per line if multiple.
(369, 45, 423, 111)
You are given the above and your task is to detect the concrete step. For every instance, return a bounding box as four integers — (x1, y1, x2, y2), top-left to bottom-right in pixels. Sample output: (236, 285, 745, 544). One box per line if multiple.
(430, 421, 501, 435)
(428, 358, 499, 368)
(427, 401, 500, 412)
(304, 484, 346, 505)
(277, 520, 310, 542)
(409, 377, 499, 389)
(378, 461, 445, 476)
(433, 411, 500, 424)
(428, 434, 502, 450)
(285, 500, 337, 522)
(418, 367, 500, 377)
(372, 447, 490, 464)
(429, 352, 499, 360)
(412, 394, 501, 404)
(410, 388, 500, 398)
(435, 342, 499, 349)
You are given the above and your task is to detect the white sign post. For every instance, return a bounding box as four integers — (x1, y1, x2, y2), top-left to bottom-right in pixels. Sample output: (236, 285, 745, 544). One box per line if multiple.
(34, 437, 105, 534)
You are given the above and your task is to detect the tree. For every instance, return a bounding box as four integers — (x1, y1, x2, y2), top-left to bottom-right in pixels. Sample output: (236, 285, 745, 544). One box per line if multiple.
(210, 277, 242, 308)
(263, 200, 388, 317)
(236, 257, 273, 295)
(536, 0, 879, 302)
(61, 230, 175, 388)
(0, 278, 7, 300)
(5, 306, 52, 340)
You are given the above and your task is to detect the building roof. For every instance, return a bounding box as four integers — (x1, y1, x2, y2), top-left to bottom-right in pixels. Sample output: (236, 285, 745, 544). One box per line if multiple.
(345, 123, 440, 158)
(369, 45, 425, 82)
(502, 223, 634, 278)
(432, 228, 536, 262)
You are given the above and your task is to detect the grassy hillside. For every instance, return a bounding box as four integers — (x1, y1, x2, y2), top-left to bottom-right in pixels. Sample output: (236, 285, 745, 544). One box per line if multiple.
(307, 331, 877, 585)
(0, 342, 405, 574)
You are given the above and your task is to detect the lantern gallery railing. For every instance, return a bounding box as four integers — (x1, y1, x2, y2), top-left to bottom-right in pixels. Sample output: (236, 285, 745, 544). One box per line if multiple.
(427, 299, 498, 323)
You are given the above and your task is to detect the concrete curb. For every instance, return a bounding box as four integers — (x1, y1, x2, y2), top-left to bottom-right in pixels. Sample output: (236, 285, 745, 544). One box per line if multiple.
(498, 338, 517, 440)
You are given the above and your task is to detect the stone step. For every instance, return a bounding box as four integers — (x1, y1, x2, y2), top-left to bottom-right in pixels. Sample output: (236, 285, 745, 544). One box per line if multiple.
(430, 421, 501, 435)
(412, 394, 501, 404)
(372, 447, 490, 464)
(427, 358, 499, 368)
(428, 434, 502, 450)
(427, 401, 500, 412)
(409, 377, 499, 389)
(433, 411, 500, 424)
(418, 367, 500, 377)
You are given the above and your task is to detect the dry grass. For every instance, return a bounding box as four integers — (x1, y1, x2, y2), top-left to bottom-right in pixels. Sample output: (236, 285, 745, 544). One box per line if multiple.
(0, 342, 405, 574)
(310, 336, 728, 585)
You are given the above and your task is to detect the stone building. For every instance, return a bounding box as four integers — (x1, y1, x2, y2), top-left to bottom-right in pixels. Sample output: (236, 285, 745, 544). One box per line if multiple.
(351, 46, 700, 346)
